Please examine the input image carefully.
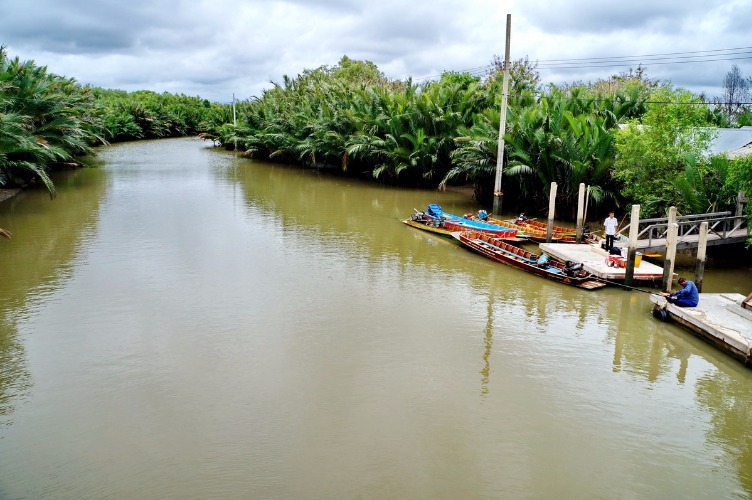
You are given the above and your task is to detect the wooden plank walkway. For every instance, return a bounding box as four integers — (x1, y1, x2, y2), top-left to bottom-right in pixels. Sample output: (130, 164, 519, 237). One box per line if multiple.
(649, 293, 752, 367)
(612, 228, 748, 253)
(539, 242, 665, 283)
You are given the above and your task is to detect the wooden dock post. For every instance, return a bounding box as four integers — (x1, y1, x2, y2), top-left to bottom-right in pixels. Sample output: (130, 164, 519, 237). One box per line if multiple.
(662, 222, 679, 291)
(695, 221, 708, 292)
(668, 206, 676, 229)
(624, 204, 640, 286)
(547, 182, 557, 243)
(576, 183, 585, 244)
(737, 191, 746, 217)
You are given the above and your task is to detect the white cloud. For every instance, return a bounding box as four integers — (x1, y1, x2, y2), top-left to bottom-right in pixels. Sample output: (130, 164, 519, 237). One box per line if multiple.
(0, 0, 749, 102)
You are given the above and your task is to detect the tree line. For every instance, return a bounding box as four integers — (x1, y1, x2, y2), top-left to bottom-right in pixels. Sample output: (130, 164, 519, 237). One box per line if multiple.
(202, 56, 751, 224)
(0, 47, 222, 197)
(1, 47, 750, 240)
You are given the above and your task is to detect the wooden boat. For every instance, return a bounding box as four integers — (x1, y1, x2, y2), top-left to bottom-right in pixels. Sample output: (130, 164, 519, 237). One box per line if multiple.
(452, 230, 606, 290)
(479, 217, 562, 242)
(447, 209, 576, 242)
(402, 211, 523, 242)
(514, 218, 577, 237)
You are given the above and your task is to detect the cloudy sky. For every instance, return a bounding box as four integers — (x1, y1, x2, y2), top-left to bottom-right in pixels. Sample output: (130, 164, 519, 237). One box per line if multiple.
(1, 0, 751, 103)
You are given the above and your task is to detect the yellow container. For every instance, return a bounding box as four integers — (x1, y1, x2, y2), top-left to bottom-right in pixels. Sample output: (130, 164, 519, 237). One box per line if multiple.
(635, 252, 642, 267)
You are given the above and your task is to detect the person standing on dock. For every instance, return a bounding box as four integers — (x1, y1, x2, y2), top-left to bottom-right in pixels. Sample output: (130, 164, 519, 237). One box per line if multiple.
(603, 211, 618, 252)
(661, 277, 699, 307)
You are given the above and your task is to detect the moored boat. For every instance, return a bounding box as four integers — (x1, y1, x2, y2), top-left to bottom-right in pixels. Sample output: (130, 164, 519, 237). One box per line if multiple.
(403, 209, 523, 242)
(506, 213, 579, 241)
(452, 230, 606, 290)
(403, 205, 524, 242)
(472, 216, 560, 242)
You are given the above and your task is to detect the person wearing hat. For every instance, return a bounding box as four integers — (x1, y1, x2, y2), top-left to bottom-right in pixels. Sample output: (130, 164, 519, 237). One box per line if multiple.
(660, 277, 699, 307)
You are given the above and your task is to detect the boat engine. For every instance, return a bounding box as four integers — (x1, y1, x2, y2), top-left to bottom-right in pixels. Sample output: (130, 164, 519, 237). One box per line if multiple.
(563, 260, 584, 277)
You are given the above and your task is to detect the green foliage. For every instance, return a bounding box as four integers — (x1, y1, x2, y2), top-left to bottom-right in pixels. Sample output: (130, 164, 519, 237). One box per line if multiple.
(724, 154, 752, 244)
(673, 154, 737, 214)
(93, 88, 219, 142)
(0, 47, 105, 196)
(613, 85, 716, 216)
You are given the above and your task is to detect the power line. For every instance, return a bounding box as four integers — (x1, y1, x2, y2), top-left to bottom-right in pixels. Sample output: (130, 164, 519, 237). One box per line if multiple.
(538, 54, 752, 70)
(406, 45, 752, 83)
(536, 46, 752, 63)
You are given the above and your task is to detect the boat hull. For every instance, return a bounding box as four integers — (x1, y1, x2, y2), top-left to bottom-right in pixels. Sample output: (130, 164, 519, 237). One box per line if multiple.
(453, 230, 605, 290)
(404, 213, 524, 242)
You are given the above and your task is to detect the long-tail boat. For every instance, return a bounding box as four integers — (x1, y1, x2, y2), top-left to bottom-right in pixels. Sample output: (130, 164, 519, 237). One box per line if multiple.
(505, 214, 581, 240)
(452, 214, 559, 242)
(402, 209, 523, 242)
(452, 230, 606, 290)
(479, 216, 578, 242)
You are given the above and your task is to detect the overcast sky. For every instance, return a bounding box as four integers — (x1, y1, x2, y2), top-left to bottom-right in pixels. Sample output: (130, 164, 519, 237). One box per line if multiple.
(1, 0, 751, 103)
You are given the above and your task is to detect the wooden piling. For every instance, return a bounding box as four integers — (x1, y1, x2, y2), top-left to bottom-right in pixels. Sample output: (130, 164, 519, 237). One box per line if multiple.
(624, 204, 640, 286)
(547, 182, 557, 243)
(662, 222, 679, 291)
(576, 183, 585, 244)
(695, 221, 708, 292)
(737, 191, 746, 217)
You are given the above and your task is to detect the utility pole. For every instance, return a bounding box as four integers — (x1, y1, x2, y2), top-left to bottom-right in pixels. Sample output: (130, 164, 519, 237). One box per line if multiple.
(492, 14, 511, 216)
(232, 93, 237, 152)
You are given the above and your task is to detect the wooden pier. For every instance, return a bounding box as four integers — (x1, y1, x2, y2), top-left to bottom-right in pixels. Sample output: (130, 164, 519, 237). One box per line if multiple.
(616, 211, 747, 253)
(649, 293, 752, 367)
(539, 242, 665, 283)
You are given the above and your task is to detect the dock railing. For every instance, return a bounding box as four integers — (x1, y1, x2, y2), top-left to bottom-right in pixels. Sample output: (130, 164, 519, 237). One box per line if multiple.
(618, 211, 748, 248)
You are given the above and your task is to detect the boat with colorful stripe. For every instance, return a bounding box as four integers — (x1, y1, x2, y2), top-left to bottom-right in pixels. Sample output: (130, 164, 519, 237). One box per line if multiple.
(452, 230, 605, 290)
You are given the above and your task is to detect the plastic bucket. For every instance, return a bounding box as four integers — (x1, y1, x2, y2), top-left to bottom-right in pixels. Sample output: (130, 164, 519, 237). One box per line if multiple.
(635, 252, 642, 267)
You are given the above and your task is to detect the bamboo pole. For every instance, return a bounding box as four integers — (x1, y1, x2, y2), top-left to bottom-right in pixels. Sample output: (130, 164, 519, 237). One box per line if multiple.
(695, 221, 708, 292)
(546, 182, 557, 243)
(624, 204, 640, 286)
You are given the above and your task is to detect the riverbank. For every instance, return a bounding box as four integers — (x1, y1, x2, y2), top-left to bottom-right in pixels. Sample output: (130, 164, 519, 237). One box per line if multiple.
(0, 188, 21, 203)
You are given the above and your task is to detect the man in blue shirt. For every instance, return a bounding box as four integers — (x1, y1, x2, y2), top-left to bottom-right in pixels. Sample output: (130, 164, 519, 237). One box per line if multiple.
(661, 277, 699, 307)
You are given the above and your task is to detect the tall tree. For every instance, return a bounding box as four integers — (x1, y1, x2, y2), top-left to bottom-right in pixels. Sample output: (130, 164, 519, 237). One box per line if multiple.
(718, 65, 750, 122)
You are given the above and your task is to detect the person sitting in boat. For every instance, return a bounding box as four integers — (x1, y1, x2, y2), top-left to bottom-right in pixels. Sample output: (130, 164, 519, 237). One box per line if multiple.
(515, 213, 528, 224)
(660, 277, 699, 307)
(477, 210, 489, 221)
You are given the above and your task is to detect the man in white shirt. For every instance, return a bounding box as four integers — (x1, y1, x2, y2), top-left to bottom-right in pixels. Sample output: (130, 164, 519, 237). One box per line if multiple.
(604, 211, 618, 252)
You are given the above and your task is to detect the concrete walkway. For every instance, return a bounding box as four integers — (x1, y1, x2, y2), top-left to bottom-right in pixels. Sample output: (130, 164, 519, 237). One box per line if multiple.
(539, 242, 664, 283)
(650, 293, 752, 367)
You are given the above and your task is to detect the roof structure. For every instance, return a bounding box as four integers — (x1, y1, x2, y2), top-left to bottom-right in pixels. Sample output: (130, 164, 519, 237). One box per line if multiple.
(707, 126, 752, 157)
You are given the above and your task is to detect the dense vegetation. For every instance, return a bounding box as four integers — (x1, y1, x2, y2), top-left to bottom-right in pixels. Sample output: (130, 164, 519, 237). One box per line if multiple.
(1, 47, 750, 240)
(0, 47, 222, 196)
(204, 57, 751, 226)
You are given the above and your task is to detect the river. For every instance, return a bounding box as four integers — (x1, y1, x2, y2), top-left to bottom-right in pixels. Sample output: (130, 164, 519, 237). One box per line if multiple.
(1, 137, 751, 499)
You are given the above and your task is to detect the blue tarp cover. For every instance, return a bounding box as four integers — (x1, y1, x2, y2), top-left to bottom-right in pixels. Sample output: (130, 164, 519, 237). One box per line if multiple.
(426, 204, 443, 218)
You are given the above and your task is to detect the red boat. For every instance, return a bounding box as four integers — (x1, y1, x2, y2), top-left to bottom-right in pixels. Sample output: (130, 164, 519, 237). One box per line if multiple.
(452, 230, 606, 290)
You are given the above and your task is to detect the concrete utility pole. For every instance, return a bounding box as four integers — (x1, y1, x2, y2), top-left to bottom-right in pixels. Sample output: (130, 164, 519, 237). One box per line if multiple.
(492, 14, 511, 216)
(232, 93, 238, 152)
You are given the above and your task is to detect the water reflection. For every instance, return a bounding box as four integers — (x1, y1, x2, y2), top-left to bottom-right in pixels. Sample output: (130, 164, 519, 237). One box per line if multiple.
(220, 150, 752, 496)
(0, 167, 106, 427)
(1, 138, 751, 497)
